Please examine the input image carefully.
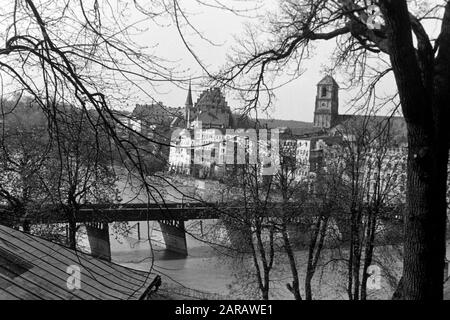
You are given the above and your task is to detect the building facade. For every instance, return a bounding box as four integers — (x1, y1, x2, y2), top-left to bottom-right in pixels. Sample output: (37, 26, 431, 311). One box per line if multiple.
(168, 76, 409, 194)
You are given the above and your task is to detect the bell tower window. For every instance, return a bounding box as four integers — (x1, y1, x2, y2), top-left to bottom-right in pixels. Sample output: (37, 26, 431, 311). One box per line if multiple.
(321, 87, 327, 97)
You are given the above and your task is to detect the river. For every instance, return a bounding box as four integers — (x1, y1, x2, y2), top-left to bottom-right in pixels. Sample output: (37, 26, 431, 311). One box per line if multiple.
(79, 174, 444, 300)
(76, 217, 407, 300)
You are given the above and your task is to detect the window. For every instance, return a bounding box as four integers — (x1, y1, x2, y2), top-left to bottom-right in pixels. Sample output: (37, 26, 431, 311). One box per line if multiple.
(321, 87, 327, 97)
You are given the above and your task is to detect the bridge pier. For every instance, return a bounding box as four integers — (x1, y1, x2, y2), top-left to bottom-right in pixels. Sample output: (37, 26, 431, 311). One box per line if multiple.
(158, 220, 188, 256)
(222, 219, 252, 253)
(85, 222, 112, 261)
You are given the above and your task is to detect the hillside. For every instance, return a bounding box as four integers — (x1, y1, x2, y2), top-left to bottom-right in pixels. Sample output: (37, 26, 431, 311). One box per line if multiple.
(256, 119, 314, 129)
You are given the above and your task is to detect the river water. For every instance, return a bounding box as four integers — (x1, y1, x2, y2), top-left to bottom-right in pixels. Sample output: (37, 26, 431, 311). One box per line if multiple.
(108, 220, 252, 297)
(79, 174, 444, 300)
(106, 175, 302, 299)
(87, 219, 324, 299)
(77, 217, 405, 300)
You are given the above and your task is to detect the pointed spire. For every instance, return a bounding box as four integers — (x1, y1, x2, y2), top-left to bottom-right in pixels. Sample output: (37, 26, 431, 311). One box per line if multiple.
(185, 81, 193, 107)
(185, 80, 193, 128)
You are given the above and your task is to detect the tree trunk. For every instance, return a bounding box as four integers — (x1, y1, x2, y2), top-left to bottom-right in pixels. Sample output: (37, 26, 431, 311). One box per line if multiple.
(262, 270, 270, 301)
(246, 221, 268, 300)
(401, 127, 448, 299)
(281, 224, 302, 300)
(360, 207, 377, 300)
(15, 204, 30, 233)
(304, 271, 313, 300)
(305, 213, 329, 300)
(66, 208, 77, 250)
(67, 220, 77, 249)
(22, 220, 31, 233)
(380, 0, 450, 299)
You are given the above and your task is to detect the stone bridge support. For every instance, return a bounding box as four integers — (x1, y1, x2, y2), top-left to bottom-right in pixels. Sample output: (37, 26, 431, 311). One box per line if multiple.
(221, 219, 252, 253)
(158, 220, 188, 256)
(85, 222, 112, 261)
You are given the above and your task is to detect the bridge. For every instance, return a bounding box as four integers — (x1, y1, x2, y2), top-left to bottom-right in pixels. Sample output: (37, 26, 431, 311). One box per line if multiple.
(0, 202, 247, 259)
(0, 201, 404, 260)
(20, 202, 224, 224)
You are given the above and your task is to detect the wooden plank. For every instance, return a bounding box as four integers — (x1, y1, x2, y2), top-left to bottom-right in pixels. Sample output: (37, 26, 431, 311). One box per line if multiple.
(0, 226, 154, 299)
(0, 233, 100, 300)
(6, 240, 132, 300)
(0, 289, 20, 300)
(0, 273, 46, 300)
(29, 233, 150, 288)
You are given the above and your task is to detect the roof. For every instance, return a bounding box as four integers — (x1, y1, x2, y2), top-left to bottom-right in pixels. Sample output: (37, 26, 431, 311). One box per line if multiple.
(318, 75, 339, 88)
(0, 225, 158, 300)
(258, 119, 325, 137)
(195, 88, 229, 111)
(332, 114, 408, 145)
(132, 103, 183, 126)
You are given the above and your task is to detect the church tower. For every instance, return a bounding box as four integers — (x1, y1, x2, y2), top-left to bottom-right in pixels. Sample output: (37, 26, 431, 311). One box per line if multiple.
(313, 75, 339, 129)
(185, 81, 193, 128)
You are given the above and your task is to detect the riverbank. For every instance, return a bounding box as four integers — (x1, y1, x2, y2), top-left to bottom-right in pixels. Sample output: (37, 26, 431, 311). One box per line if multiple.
(149, 280, 229, 300)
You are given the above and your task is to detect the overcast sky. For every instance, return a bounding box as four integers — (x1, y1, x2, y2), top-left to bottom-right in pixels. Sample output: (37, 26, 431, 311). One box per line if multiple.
(126, 0, 392, 123)
(0, 0, 404, 123)
(4, 1, 444, 122)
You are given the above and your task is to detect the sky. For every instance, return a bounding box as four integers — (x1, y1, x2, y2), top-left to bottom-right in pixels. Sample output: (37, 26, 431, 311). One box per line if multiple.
(0, 0, 403, 123)
(126, 0, 395, 123)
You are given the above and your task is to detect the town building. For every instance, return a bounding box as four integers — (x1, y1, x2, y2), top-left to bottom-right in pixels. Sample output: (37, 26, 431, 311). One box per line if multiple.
(168, 76, 408, 188)
(187, 86, 233, 129)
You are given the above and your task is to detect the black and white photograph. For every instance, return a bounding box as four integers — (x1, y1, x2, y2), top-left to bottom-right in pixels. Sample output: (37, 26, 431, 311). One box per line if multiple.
(0, 0, 449, 310)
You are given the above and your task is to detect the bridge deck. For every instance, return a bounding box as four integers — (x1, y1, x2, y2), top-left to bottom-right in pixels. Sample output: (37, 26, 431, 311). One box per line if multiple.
(72, 204, 222, 223)
(0, 202, 403, 225)
(0, 203, 225, 224)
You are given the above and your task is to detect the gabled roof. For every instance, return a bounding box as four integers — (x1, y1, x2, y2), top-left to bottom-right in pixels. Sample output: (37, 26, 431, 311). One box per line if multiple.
(318, 75, 339, 88)
(0, 225, 159, 300)
(195, 88, 229, 111)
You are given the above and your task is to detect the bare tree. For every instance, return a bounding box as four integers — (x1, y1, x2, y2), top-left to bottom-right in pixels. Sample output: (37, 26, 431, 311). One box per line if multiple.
(0, 96, 51, 231)
(0, 0, 202, 257)
(44, 105, 117, 249)
(304, 154, 345, 300)
(0, 0, 190, 208)
(214, 133, 341, 300)
(274, 140, 307, 300)
(220, 163, 276, 300)
(203, 0, 450, 299)
(325, 114, 407, 300)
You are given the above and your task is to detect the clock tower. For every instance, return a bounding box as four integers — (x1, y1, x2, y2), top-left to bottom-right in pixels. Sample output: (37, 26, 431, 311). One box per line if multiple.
(313, 75, 339, 129)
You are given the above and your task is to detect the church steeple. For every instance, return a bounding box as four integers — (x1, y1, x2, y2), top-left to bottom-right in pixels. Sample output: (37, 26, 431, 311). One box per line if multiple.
(313, 75, 339, 129)
(185, 81, 193, 127)
(185, 81, 193, 107)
